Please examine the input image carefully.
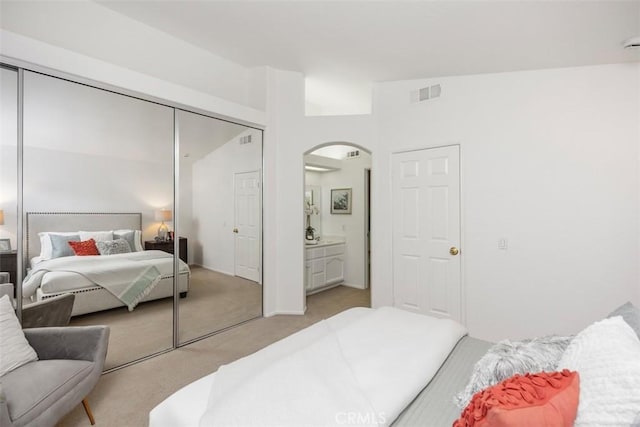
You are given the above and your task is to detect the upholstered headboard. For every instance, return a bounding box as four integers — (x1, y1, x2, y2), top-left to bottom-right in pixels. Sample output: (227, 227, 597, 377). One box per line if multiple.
(26, 212, 142, 261)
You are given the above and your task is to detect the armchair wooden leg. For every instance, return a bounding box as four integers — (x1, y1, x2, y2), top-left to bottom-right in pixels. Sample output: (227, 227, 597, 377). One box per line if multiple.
(82, 399, 96, 425)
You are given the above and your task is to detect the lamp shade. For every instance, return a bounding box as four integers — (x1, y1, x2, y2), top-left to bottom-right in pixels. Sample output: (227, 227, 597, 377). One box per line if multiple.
(155, 209, 172, 222)
(0, 210, 4, 225)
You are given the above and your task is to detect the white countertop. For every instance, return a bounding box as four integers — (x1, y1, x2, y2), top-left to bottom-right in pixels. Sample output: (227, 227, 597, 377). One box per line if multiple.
(304, 240, 345, 248)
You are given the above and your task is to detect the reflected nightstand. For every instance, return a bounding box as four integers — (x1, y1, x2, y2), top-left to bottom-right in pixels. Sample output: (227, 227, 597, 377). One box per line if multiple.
(144, 237, 187, 264)
(0, 250, 17, 285)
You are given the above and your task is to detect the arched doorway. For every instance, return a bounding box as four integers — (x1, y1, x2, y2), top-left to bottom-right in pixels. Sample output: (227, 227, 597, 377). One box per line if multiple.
(303, 143, 372, 307)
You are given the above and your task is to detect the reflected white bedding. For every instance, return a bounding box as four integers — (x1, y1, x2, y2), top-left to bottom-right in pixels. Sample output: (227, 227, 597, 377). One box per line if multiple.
(150, 307, 467, 427)
(23, 250, 187, 298)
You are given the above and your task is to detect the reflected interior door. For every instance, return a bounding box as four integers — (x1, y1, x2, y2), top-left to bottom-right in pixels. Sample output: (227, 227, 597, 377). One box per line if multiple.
(177, 110, 263, 344)
(391, 145, 461, 322)
(234, 170, 261, 282)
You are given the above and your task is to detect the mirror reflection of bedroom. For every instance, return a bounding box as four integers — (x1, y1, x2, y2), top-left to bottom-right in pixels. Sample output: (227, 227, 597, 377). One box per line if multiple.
(17, 70, 263, 370)
(177, 111, 262, 344)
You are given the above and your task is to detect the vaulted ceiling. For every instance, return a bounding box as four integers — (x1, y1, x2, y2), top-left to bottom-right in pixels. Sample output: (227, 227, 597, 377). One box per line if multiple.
(99, 0, 640, 82)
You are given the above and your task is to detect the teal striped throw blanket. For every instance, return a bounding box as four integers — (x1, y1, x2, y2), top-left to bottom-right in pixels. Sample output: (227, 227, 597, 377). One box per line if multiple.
(24, 253, 165, 311)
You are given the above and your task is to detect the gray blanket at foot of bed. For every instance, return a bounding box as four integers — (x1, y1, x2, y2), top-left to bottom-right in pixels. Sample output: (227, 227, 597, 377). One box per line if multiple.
(393, 336, 492, 427)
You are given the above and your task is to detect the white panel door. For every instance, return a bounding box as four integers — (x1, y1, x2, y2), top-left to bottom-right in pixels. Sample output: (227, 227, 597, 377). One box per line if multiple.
(391, 145, 461, 322)
(234, 170, 261, 282)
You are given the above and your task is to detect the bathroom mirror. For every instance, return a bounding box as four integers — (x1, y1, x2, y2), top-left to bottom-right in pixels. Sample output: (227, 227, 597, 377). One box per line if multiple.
(304, 185, 322, 241)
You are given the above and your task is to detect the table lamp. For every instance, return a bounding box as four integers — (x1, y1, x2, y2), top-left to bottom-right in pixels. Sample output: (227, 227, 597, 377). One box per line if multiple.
(155, 209, 172, 241)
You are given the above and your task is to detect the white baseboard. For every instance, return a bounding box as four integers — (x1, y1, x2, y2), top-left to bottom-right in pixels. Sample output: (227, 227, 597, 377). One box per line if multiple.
(193, 264, 263, 285)
(191, 264, 235, 277)
(342, 282, 366, 290)
(268, 309, 306, 316)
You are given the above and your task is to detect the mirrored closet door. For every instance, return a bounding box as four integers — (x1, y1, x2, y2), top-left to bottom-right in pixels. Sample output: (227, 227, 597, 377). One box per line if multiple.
(176, 110, 263, 344)
(22, 71, 175, 369)
(0, 66, 18, 298)
(7, 63, 264, 370)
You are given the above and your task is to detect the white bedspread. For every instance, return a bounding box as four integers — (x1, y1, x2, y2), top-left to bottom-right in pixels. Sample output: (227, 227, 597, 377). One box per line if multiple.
(198, 306, 467, 427)
(23, 250, 185, 310)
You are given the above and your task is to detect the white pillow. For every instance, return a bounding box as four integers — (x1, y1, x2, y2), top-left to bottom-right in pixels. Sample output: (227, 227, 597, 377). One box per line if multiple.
(558, 316, 640, 426)
(78, 230, 113, 243)
(38, 232, 52, 259)
(0, 295, 38, 376)
(37, 231, 78, 260)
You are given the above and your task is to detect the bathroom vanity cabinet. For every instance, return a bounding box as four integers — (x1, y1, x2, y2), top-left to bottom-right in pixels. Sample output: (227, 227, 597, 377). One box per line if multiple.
(305, 242, 345, 294)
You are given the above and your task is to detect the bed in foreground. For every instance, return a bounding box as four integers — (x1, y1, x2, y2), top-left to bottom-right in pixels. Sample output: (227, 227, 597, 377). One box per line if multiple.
(150, 307, 491, 427)
(151, 302, 640, 426)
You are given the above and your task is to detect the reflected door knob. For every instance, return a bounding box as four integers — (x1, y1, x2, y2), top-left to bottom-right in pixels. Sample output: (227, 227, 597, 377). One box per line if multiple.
(449, 247, 459, 256)
(233, 228, 238, 233)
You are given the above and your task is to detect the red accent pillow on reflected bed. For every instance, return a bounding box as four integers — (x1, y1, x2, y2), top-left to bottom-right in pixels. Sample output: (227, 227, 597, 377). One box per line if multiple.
(453, 369, 579, 427)
(68, 238, 99, 256)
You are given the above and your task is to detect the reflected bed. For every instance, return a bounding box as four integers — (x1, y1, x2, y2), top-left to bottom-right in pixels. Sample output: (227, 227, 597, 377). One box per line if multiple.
(24, 212, 189, 316)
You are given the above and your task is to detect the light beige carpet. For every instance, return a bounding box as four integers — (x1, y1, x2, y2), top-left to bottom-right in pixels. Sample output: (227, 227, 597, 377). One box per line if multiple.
(70, 266, 263, 370)
(58, 285, 370, 427)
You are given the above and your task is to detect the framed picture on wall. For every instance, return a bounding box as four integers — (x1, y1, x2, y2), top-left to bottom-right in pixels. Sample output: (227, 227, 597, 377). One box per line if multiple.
(0, 239, 11, 252)
(331, 188, 352, 214)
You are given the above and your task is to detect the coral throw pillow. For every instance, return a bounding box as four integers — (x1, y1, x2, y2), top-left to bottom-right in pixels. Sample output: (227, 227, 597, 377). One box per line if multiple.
(453, 370, 579, 427)
(68, 238, 99, 256)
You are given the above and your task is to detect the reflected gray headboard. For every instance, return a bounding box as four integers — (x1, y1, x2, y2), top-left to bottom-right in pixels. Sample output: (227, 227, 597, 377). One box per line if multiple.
(26, 212, 142, 261)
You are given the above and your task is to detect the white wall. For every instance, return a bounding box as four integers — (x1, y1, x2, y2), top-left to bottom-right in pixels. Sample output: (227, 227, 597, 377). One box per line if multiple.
(23, 147, 173, 242)
(373, 63, 640, 341)
(305, 77, 372, 116)
(192, 129, 262, 274)
(263, 68, 377, 315)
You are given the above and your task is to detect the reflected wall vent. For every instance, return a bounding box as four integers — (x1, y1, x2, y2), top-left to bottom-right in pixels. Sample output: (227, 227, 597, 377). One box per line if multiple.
(239, 135, 252, 145)
(346, 150, 360, 159)
(410, 84, 441, 103)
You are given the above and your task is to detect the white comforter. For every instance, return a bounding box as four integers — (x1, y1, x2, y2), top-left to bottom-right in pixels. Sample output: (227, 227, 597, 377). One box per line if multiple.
(22, 250, 186, 300)
(198, 306, 467, 427)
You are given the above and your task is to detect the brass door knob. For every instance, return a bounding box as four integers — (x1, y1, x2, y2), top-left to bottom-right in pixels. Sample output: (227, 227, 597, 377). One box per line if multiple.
(233, 228, 238, 233)
(449, 247, 459, 256)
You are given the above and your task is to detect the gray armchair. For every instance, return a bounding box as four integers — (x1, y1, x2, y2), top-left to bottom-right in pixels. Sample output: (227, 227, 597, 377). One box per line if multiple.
(22, 293, 75, 329)
(0, 325, 110, 427)
(0, 285, 75, 329)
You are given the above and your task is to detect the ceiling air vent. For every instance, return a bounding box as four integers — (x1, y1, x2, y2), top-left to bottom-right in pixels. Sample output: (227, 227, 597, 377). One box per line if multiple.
(239, 135, 252, 145)
(410, 84, 442, 103)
